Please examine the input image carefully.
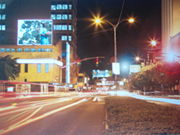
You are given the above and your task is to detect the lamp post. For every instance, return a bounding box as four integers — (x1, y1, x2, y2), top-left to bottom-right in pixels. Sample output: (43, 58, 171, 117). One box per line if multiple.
(93, 17, 135, 64)
(92, 16, 135, 87)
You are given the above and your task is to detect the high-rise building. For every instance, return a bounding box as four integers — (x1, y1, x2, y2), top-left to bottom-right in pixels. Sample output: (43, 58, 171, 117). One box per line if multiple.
(0, 0, 78, 84)
(161, 0, 180, 61)
(161, 0, 180, 49)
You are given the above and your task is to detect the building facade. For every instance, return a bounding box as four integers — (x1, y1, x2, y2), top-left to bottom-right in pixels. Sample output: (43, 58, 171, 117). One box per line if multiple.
(0, 0, 78, 84)
(0, 44, 63, 83)
(161, 0, 180, 50)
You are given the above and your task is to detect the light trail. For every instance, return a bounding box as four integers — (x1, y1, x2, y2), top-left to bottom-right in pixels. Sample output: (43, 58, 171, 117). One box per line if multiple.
(106, 90, 180, 105)
(0, 98, 88, 135)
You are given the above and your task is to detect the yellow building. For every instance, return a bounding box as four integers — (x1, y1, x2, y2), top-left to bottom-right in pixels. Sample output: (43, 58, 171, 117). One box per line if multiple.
(0, 43, 63, 83)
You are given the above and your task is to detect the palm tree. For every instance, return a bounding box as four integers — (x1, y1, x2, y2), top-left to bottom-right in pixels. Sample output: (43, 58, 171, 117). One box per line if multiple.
(0, 55, 20, 80)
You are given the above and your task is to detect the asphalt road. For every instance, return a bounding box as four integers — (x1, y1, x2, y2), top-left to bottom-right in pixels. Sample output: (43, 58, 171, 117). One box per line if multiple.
(0, 95, 105, 135)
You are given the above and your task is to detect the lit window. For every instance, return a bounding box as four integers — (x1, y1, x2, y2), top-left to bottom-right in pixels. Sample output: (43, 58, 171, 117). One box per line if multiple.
(51, 14, 56, 20)
(62, 14, 68, 20)
(62, 25, 67, 30)
(0, 48, 5, 52)
(45, 64, 49, 73)
(68, 25, 72, 30)
(0, 4, 6, 10)
(61, 35, 67, 41)
(62, 4, 68, 10)
(69, 14, 72, 20)
(45, 48, 50, 52)
(41, 48, 45, 52)
(57, 14, 61, 20)
(5, 48, 10, 52)
(37, 64, 41, 73)
(0, 25, 6, 31)
(24, 48, 30, 52)
(31, 48, 36, 52)
(38, 48, 42, 52)
(57, 4, 62, 10)
(68, 36, 72, 41)
(17, 48, 22, 52)
(0, 14, 6, 20)
(68, 4, 72, 10)
(51, 5, 56, 10)
(11, 48, 15, 52)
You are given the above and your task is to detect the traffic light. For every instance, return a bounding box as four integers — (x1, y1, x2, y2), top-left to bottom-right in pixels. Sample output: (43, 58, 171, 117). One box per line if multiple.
(96, 57, 99, 66)
(77, 59, 81, 65)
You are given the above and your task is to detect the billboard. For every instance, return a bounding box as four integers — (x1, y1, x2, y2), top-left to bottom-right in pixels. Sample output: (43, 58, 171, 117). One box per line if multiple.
(17, 19, 53, 45)
(129, 65, 141, 74)
(92, 70, 111, 78)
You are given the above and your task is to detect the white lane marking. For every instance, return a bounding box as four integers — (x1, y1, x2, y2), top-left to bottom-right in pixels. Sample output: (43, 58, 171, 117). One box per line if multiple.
(0, 106, 16, 112)
(0, 98, 88, 135)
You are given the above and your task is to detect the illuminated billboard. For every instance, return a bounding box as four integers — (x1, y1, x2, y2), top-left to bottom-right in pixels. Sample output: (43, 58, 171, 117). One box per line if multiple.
(17, 19, 53, 45)
(92, 70, 111, 78)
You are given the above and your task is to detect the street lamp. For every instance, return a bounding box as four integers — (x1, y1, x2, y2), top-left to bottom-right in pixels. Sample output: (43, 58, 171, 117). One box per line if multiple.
(92, 16, 135, 91)
(135, 56, 140, 62)
(93, 16, 135, 63)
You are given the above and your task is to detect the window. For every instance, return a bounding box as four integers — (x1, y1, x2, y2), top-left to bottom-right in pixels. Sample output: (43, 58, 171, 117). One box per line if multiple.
(61, 35, 72, 41)
(68, 36, 72, 41)
(45, 64, 49, 73)
(17, 48, 22, 52)
(51, 5, 56, 10)
(0, 25, 6, 31)
(54, 25, 72, 31)
(25, 64, 28, 73)
(0, 3, 6, 10)
(37, 64, 41, 73)
(11, 48, 15, 52)
(38, 48, 42, 52)
(24, 48, 30, 52)
(68, 4, 72, 10)
(61, 35, 67, 41)
(62, 4, 68, 10)
(5, 48, 10, 52)
(0, 48, 5, 52)
(0, 14, 6, 20)
(31, 48, 36, 52)
(62, 14, 68, 20)
(69, 14, 72, 20)
(51, 14, 56, 20)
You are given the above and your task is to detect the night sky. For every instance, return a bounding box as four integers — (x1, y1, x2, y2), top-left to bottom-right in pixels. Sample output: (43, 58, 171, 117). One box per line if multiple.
(77, 0, 161, 76)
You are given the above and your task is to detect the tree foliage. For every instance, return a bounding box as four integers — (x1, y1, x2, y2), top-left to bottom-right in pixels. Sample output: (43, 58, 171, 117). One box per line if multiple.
(0, 55, 20, 80)
(129, 62, 180, 91)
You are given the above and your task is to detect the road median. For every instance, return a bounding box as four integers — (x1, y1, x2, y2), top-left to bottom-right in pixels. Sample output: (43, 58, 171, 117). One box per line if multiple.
(104, 96, 180, 135)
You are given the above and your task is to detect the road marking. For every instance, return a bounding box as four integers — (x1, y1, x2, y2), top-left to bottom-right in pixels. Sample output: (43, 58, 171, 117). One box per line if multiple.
(0, 98, 88, 135)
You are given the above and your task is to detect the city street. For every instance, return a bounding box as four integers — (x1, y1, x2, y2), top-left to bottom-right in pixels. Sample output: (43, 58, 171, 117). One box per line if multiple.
(0, 94, 105, 135)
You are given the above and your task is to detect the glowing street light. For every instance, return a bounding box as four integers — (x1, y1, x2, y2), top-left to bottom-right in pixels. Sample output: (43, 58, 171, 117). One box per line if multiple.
(135, 56, 140, 62)
(128, 17, 135, 24)
(150, 39, 157, 47)
(92, 15, 135, 63)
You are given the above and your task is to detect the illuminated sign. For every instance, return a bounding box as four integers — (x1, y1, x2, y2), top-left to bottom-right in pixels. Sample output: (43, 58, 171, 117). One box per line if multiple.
(17, 19, 53, 45)
(129, 65, 141, 74)
(92, 70, 111, 78)
(112, 63, 120, 75)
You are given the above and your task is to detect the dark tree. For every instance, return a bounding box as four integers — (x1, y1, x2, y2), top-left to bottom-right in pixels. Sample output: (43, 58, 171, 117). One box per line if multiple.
(0, 55, 20, 80)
